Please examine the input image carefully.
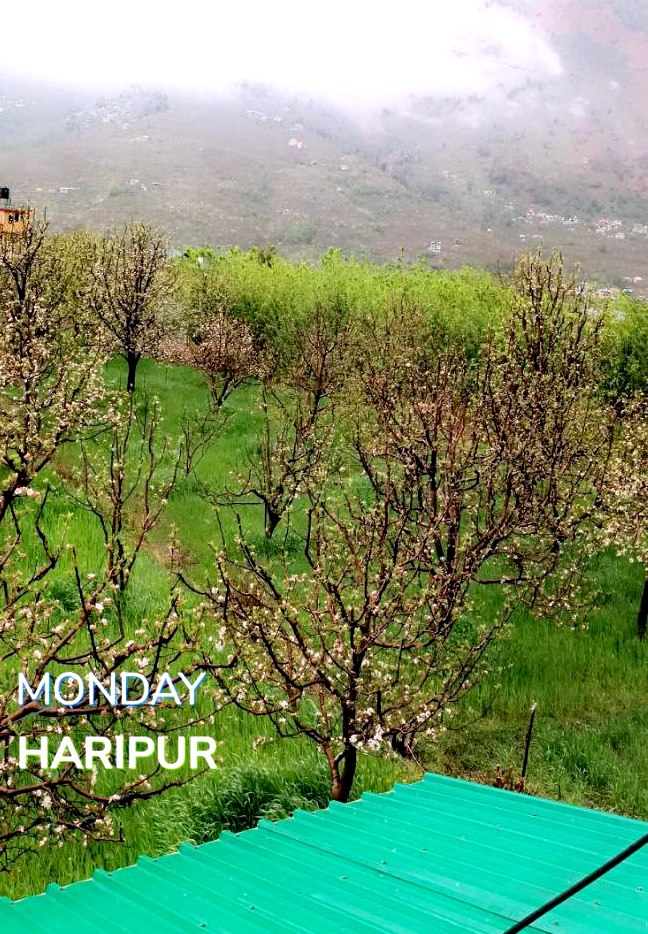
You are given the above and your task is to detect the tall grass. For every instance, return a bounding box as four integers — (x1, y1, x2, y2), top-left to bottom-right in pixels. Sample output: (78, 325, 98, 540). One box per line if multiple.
(436, 549, 648, 817)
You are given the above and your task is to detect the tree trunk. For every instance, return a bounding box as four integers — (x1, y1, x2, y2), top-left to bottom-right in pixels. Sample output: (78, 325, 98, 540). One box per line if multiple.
(264, 506, 281, 539)
(126, 351, 140, 393)
(391, 731, 415, 759)
(330, 746, 357, 803)
(637, 574, 648, 641)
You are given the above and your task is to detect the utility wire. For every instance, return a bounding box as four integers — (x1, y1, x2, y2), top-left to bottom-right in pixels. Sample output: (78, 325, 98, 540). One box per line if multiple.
(502, 833, 648, 933)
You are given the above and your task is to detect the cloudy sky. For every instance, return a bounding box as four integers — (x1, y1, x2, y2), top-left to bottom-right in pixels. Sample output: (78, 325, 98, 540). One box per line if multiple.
(3, 1, 561, 106)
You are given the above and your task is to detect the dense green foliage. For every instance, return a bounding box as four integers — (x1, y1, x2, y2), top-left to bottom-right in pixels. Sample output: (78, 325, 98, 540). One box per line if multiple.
(601, 294, 648, 397)
(177, 247, 508, 360)
(177, 247, 646, 393)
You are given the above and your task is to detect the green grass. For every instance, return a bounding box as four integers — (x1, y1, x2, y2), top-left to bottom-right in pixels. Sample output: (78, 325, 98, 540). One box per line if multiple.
(435, 549, 648, 817)
(2, 354, 646, 899)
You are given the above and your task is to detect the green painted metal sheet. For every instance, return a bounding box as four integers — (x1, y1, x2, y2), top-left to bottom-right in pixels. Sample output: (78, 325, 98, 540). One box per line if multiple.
(0, 773, 646, 932)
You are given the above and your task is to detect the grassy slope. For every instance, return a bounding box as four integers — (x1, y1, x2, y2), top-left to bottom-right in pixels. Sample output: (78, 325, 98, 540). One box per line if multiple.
(2, 355, 646, 900)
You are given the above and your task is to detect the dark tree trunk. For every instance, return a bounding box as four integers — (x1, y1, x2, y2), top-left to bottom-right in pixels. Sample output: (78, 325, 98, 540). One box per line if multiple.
(264, 506, 281, 539)
(391, 731, 415, 759)
(637, 574, 648, 641)
(330, 746, 357, 803)
(126, 351, 140, 393)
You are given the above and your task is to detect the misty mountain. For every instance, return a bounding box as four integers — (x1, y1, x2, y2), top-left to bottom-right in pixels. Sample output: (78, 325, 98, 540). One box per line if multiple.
(0, 0, 647, 290)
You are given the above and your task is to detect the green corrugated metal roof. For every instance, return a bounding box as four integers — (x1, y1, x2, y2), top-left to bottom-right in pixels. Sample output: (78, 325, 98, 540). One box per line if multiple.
(1, 773, 646, 933)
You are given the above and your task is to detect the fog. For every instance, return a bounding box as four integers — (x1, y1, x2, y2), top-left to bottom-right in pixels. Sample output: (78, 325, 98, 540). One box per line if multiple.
(4, 1, 561, 109)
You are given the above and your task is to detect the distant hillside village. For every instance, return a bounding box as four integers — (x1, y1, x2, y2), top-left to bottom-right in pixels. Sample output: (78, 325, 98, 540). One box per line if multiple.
(2, 83, 647, 296)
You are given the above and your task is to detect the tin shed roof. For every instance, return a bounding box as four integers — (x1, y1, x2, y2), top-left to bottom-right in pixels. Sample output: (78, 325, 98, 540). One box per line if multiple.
(0, 773, 646, 933)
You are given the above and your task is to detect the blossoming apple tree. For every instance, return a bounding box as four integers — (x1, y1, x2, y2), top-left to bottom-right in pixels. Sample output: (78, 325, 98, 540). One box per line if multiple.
(196, 252, 614, 802)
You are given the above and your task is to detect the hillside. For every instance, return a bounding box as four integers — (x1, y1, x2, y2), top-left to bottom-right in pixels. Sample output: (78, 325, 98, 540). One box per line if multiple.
(1, 0, 647, 291)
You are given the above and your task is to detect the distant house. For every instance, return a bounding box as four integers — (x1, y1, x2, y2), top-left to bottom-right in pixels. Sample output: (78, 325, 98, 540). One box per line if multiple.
(0, 187, 30, 235)
(0, 206, 30, 235)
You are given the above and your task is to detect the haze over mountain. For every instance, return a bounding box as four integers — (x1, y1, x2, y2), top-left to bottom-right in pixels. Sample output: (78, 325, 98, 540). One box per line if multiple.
(1, 0, 647, 289)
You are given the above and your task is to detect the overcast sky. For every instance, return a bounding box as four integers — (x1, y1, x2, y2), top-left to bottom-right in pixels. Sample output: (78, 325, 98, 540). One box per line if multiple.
(3, 1, 561, 107)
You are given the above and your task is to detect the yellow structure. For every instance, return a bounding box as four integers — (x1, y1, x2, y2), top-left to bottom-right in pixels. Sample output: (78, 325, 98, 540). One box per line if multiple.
(0, 186, 30, 235)
(0, 206, 30, 235)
